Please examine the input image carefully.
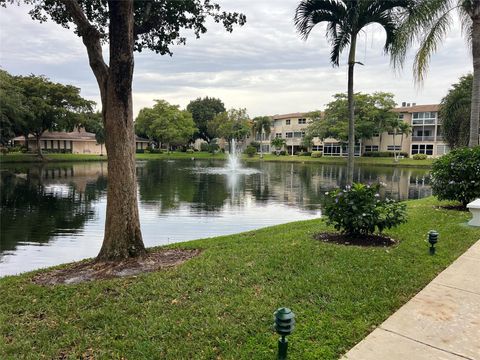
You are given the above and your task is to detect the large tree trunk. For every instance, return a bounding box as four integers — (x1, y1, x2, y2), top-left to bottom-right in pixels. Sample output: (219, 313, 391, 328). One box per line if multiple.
(393, 128, 397, 162)
(346, 34, 357, 184)
(35, 133, 43, 159)
(469, 13, 480, 147)
(97, 0, 145, 261)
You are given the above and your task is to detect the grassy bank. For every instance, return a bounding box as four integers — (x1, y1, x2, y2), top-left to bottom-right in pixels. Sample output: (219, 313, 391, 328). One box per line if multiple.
(0, 197, 478, 359)
(1, 151, 432, 167)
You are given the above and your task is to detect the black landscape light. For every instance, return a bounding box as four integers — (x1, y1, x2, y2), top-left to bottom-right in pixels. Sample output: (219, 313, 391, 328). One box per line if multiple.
(273, 307, 295, 360)
(428, 230, 439, 255)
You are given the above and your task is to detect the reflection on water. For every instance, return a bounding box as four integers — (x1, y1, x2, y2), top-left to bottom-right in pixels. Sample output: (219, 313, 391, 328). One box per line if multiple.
(0, 159, 430, 275)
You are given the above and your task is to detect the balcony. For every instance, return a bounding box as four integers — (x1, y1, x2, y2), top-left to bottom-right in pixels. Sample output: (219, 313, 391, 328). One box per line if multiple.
(412, 136, 435, 141)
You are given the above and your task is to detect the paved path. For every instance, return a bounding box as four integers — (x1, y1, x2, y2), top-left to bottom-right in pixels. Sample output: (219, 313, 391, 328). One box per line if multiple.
(343, 240, 480, 360)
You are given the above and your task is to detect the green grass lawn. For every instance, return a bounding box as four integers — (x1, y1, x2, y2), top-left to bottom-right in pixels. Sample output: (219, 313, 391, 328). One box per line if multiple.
(1, 151, 432, 167)
(0, 197, 478, 359)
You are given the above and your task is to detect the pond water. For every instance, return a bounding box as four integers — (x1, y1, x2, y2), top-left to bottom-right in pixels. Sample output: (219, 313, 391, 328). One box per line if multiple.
(0, 159, 431, 276)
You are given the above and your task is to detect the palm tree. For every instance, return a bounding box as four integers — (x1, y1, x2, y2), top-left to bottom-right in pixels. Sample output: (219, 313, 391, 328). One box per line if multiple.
(271, 137, 286, 155)
(391, 0, 480, 147)
(295, 0, 412, 184)
(398, 121, 412, 156)
(252, 116, 272, 158)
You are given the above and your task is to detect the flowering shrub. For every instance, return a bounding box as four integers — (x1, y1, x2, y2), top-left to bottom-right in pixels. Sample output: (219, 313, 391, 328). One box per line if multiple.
(412, 153, 427, 160)
(323, 183, 407, 236)
(431, 147, 480, 207)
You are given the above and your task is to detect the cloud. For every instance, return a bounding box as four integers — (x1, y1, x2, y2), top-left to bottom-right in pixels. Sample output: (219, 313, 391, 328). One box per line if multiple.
(0, 1, 472, 118)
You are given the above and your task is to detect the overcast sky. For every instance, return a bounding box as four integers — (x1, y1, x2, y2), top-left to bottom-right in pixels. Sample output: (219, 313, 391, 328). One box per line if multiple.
(0, 1, 472, 118)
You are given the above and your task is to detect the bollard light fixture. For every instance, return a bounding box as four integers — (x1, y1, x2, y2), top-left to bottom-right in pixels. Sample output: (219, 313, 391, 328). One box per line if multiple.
(428, 230, 439, 255)
(273, 307, 295, 360)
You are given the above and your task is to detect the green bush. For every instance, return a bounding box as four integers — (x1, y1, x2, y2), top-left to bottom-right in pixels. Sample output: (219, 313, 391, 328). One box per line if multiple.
(363, 151, 409, 158)
(250, 141, 260, 151)
(186, 148, 194, 154)
(412, 153, 427, 160)
(311, 151, 322, 158)
(136, 149, 145, 154)
(244, 145, 257, 157)
(149, 148, 162, 154)
(323, 183, 407, 236)
(431, 147, 480, 207)
(200, 143, 209, 152)
(279, 150, 287, 156)
(298, 151, 311, 156)
(0, 147, 9, 155)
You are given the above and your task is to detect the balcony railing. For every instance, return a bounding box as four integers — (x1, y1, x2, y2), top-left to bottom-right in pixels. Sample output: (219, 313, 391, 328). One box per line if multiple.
(412, 136, 435, 141)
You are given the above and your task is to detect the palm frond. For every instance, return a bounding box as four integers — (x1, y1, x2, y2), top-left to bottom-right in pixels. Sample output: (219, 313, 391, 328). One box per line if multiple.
(330, 28, 350, 66)
(390, 0, 454, 71)
(294, 0, 345, 40)
(414, 9, 453, 83)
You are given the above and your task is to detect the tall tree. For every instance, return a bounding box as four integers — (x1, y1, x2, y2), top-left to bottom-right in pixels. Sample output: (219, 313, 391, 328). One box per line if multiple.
(271, 137, 286, 155)
(440, 74, 473, 148)
(186, 96, 225, 142)
(295, 0, 411, 183)
(252, 116, 272, 158)
(303, 93, 397, 146)
(0, 70, 28, 146)
(16, 74, 94, 158)
(135, 100, 197, 151)
(398, 121, 412, 156)
(208, 108, 251, 145)
(4, 0, 246, 261)
(391, 0, 480, 147)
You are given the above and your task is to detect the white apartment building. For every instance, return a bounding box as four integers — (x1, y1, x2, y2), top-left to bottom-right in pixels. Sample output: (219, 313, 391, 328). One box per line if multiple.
(255, 103, 450, 157)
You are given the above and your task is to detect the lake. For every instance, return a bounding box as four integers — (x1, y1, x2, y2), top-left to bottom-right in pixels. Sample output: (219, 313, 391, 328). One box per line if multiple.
(0, 159, 431, 276)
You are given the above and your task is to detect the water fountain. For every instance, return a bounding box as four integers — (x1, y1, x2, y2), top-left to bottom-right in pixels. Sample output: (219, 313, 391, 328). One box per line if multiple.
(196, 138, 259, 176)
(226, 138, 241, 171)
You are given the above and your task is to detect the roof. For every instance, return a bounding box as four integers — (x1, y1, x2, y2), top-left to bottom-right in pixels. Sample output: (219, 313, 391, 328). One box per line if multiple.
(14, 130, 97, 142)
(13, 130, 150, 142)
(271, 112, 308, 120)
(394, 104, 440, 113)
(135, 136, 150, 142)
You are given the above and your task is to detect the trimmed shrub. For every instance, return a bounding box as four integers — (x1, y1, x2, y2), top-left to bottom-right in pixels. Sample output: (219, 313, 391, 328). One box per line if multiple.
(298, 151, 311, 156)
(136, 149, 145, 154)
(250, 141, 260, 151)
(311, 151, 322, 158)
(278, 150, 287, 156)
(412, 153, 427, 160)
(244, 145, 257, 158)
(431, 147, 480, 207)
(200, 143, 209, 152)
(323, 183, 407, 236)
(363, 151, 409, 158)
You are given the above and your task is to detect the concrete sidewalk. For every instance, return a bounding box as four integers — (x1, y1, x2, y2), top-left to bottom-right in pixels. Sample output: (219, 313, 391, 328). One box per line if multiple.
(343, 240, 480, 360)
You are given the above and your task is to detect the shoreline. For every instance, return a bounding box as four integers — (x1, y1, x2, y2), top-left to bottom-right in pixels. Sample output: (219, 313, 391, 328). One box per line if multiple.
(0, 152, 433, 168)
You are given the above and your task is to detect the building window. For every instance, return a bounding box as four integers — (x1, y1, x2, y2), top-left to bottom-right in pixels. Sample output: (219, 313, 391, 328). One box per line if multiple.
(298, 118, 306, 124)
(411, 144, 433, 155)
(412, 112, 436, 125)
(285, 132, 293, 138)
(285, 119, 291, 125)
(261, 144, 270, 153)
(398, 114, 404, 119)
(324, 143, 342, 156)
(364, 145, 379, 152)
(387, 145, 401, 151)
(293, 132, 303, 138)
(43, 140, 47, 149)
(312, 145, 323, 151)
(372, 132, 380, 137)
(275, 133, 282, 138)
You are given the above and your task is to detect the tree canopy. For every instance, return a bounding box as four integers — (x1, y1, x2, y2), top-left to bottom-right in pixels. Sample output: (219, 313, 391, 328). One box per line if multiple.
(440, 74, 473, 149)
(186, 96, 225, 142)
(135, 100, 197, 149)
(207, 108, 250, 141)
(0, 70, 28, 146)
(304, 92, 397, 143)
